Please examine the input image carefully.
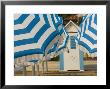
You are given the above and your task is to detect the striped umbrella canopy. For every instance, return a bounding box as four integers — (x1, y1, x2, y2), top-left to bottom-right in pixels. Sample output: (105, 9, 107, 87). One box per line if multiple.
(14, 14, 65, 62)
(74, 14, 97, 54)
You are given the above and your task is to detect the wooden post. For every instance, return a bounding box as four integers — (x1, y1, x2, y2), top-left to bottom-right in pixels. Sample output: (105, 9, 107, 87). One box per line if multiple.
(22, 56, 27, 76)
(42, 61, 44, 74)
(23, 64, 26, 76)
(36, 64, 39, 76)
(32, 63, 35, 76)
(45, 60, 48, 72)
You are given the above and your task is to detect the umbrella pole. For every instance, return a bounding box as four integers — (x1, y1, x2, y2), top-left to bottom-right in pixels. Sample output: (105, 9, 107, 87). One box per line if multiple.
(45, 60, 48, 72)
(36, 63, 39, 76)
(23, 64, 26, 76)
(23, 56, 27, 76)
(32, 63, 35, 76)
(42, 61, 44, 74)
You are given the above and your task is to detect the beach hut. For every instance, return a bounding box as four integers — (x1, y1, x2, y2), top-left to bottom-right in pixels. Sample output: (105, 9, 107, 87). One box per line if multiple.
(59, 20, 84, 71)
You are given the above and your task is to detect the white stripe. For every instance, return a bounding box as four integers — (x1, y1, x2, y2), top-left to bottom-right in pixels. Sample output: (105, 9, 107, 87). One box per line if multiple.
(86, 17, 90, 31)
(14, 14, 21, 20)
(58, 16, 61, 21)
(80, 37, 97, 49)
(91, 14, 97, 30)
(85, 29, 97, 41)
(91, 23, 97, 30)
(58, 24, 63, 30)
(91, 14, 95, 23)
(14, 14, 45, 41)
(47, 14, 56, 29)
(14, 14, 35, 30)
(53, 14, 58, 23)
(15, 43, 38, 52)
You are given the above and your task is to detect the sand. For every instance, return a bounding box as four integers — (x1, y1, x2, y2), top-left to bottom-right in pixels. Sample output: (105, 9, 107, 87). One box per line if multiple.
(14, 60, 97, 76)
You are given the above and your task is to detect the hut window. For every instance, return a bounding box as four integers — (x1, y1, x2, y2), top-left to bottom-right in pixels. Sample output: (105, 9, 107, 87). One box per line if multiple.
(70, 36, 76, 49)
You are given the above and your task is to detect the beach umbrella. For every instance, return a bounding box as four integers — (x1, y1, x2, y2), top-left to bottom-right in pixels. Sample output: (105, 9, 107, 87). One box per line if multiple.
(14, 14, 63, 59)
(14, 14, 66, 74)
(74, 14, 97, 54)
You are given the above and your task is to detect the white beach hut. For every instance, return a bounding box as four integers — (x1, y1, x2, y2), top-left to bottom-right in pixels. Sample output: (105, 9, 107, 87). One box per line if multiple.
(59, 20, 84, 71)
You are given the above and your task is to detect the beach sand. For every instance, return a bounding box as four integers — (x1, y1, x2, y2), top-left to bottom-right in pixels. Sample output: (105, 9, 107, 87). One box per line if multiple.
(15, 60, 97, 76)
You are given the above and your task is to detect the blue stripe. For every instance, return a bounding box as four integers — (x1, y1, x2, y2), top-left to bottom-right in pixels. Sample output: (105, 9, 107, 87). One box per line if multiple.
(55, 14, 62, 22)
(14, 49, 43, 58)
(48, 48, 55, 54)
(79, 41, 97, 53)
(14, 14, 40, 35)
(81, 15, 87, 23)
(94, 14, 97, 24)
(28, 59, 39, 63)
(14, 22, 50, 47)
(14, 14, 29, 25)
(80, 23, 83, 35)
(43, 14, 50, 25)
(89, 15, 92, 25)
(48, 47, 56, 54)
(55, 14, 63, 25)
(55, 14, 59, 21)
(83, 33, 97, 44)
(59, 28, 64, 35)
(88, 25, 97, 35)
(84, 20, 87, 32)
(50, 14, 58, 30)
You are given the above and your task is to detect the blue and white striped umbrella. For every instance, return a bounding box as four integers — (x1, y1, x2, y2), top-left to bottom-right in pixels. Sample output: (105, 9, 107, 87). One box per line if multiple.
(14, 14, 65, 60)
(74, 14, 97, 53)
